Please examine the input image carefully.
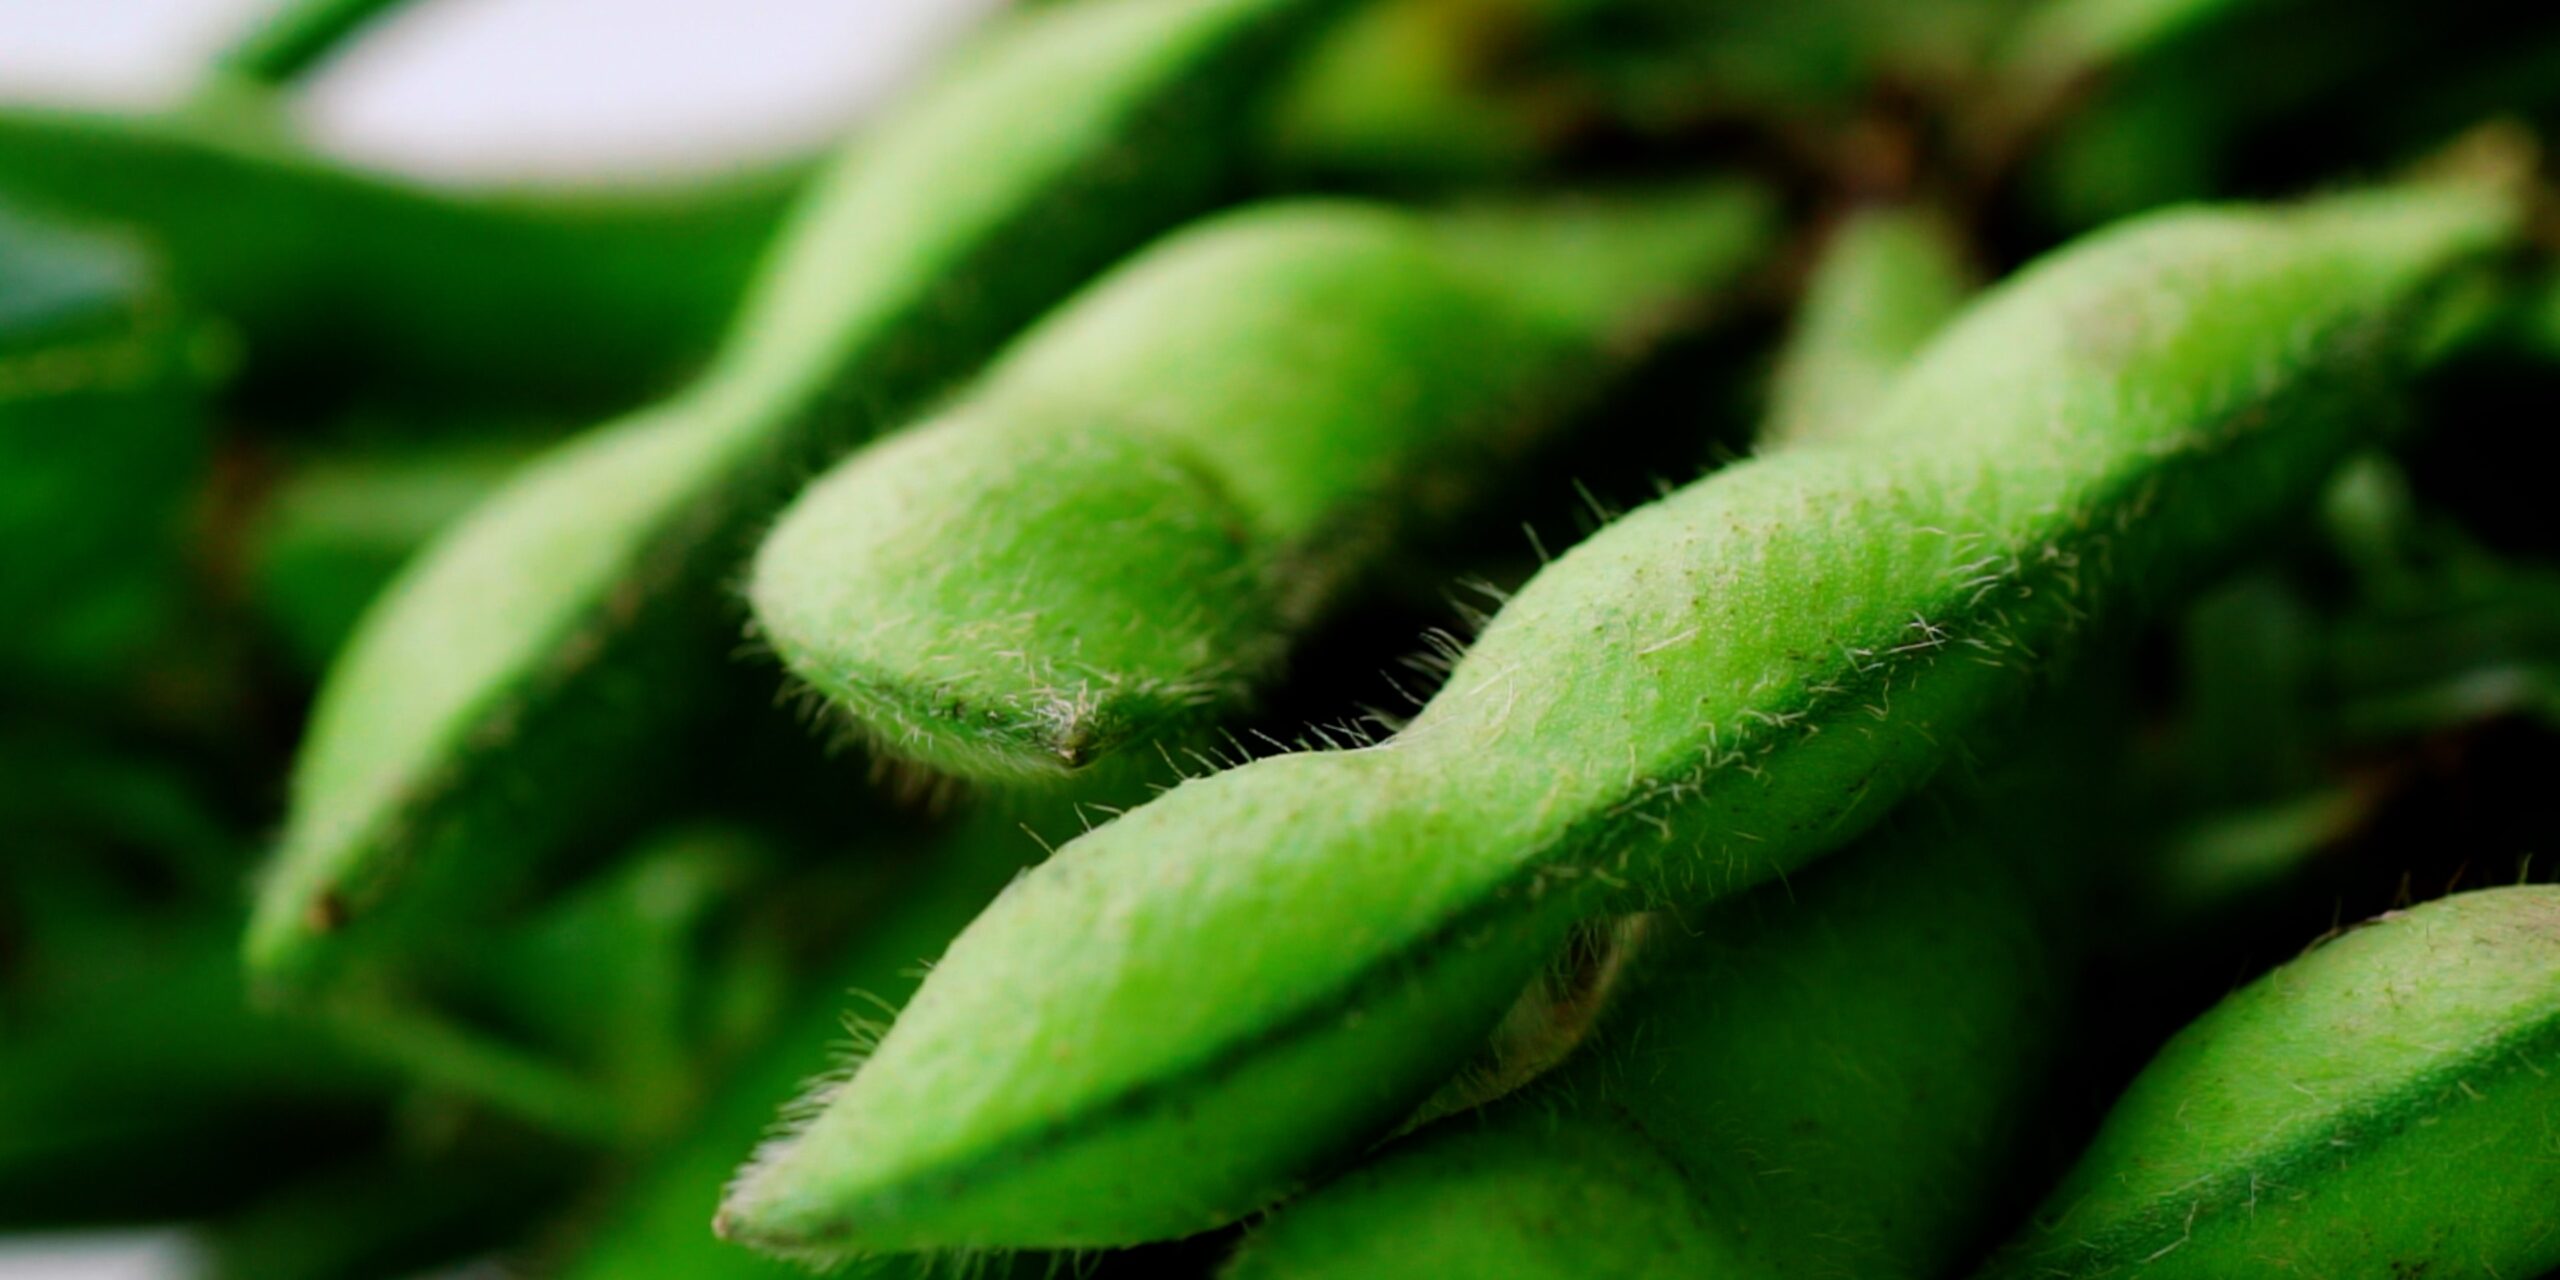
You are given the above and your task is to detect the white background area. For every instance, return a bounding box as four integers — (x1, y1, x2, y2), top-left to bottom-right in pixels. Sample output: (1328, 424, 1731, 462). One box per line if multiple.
(0, 0, 999, 182)
(0, 0, 991, 1274)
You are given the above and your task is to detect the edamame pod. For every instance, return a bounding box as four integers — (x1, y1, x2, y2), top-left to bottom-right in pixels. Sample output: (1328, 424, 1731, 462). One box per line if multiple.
(1224, 740, 2096, 1280)
(749, 183, 1773, 781)
(0, 105, 802, 411)
(1260, 0, 1567, 188)
(247, 443, 536, 669)
(2005, 0, 2539, 234)
(248, 0, 1345, 992)
(1975, 885, 2560, 1280)
(716, 185, 2515, 1257)
(1221, 202, 1994, 1279)
(1761, 206, 1974, 449)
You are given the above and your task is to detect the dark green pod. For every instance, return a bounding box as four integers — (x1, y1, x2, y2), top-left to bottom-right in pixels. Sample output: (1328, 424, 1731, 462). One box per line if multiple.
(749, 183, 1772, 781)
(1260, 0, 1569, 188)
(247, 0, 1346, 993)
(0, 104, 802, 411)
(716, 187, 2515, 1257)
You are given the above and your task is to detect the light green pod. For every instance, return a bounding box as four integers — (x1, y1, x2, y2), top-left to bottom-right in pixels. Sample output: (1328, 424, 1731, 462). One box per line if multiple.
(1220, 207, 1991, 1278)
(1223, 746, 2093, 1280)
(247, 0, 1343, 993)
(749, 183, 1772, 781)
(1996, 0, 2277, 116)
(1761, 206, 1975, 449)
(1976, 885, 2560, 1280)
(715, 186, 2515, 1257)
(247, 443, 535, 669)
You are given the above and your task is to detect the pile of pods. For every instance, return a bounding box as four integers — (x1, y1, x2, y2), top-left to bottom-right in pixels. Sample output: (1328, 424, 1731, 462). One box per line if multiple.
(8, 0, 2560, 1276)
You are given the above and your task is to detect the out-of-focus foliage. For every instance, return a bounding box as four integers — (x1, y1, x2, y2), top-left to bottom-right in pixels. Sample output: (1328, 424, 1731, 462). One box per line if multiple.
(5, 0, 2560, 1275)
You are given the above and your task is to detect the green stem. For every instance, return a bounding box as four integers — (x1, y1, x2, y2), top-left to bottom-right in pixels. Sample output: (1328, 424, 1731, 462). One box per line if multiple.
(211, 0, 423, 91)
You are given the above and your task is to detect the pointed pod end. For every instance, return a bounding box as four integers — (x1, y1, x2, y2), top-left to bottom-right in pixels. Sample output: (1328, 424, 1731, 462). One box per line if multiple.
(747, 410, 1268, 788)
(241, 864, 352, 1002)
(710, 1143, 910, 1265)
(795, 665, 1172, 788)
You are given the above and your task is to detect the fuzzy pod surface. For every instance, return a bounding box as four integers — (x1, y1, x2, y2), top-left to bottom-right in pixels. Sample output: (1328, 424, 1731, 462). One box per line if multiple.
(1223, 198, 2001, 1280)
(714, 185, 2516, 1258)
(1976, 885, 2560, 1279)
(246, 0, 1345, 992)
(1223, 741, 2097, 1280)
(0, 104, 802, 412)
(1258, 0, 1567, 189)
(749, 182, 1773, 782)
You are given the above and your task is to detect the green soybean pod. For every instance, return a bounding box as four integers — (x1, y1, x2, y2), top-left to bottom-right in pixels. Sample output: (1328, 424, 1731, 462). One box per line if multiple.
(749, 182, 1773, 782)
(247, 443, 536, 670)
(1260, 0, 1567, 189)
(1761, 206, 1975, 449)
(1218, 213, 1985, 1274)
(0, 104, 804, 412)
(245, 0, 1345, 993)
(1995, 0, 2277, 118)
(715, 185, 2516, 1257)
(1223, 741, 2097, 1280)
(1975, 885, 2560, 1280)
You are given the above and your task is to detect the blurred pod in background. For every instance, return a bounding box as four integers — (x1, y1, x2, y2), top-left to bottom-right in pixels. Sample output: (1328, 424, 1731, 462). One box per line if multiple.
(0, 204, 215, 698)
(1261, 0, 1579, 190)
(2004, 0, 2560, 235)
(0, 106, 810, 418)
(244, 441, 538, 671)
(0, 0, 817, 419)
